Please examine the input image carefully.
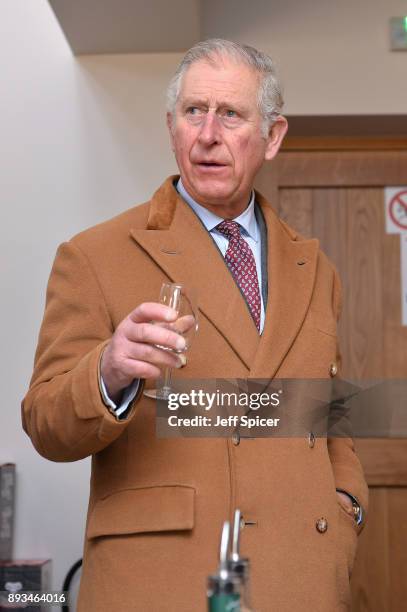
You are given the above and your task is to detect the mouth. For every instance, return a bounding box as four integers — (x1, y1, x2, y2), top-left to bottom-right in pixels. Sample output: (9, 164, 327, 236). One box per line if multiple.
(196, 161, 228, 169)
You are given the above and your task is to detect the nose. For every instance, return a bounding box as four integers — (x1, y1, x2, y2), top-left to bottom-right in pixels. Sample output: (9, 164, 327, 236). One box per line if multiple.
(198, 111, 222, 146)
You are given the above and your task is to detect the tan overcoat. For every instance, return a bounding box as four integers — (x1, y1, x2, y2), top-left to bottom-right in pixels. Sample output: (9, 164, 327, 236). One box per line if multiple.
(22, 177, 368, 612)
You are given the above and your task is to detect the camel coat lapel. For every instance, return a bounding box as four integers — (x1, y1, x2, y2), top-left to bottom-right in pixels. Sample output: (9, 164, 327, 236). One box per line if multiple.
(250, 191, 319, 378)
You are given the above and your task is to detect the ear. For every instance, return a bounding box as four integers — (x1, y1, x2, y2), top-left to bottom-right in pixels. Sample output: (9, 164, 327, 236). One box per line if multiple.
(166, 112, 175, 152)
(264, 115, 288, 161)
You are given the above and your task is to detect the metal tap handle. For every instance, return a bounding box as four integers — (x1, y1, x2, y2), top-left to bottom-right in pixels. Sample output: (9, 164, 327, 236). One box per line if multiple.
(219, 521, 230, 579)
(231, 509, 241, 562)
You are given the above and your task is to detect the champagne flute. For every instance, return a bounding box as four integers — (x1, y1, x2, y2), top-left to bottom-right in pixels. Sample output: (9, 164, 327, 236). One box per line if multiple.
(143, 282, 198, 400)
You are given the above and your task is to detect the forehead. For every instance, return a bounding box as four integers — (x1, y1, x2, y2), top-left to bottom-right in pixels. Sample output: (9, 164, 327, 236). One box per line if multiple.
(178, 56, 260, 107)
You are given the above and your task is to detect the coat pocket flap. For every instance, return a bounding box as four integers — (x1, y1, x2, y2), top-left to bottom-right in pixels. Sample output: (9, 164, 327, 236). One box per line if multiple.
(87, 485, 195, 539)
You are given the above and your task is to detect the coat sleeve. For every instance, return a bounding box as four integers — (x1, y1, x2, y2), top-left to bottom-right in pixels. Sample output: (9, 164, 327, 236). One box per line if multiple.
(21, 240, 142, 462)
(327, 266, 369, 531)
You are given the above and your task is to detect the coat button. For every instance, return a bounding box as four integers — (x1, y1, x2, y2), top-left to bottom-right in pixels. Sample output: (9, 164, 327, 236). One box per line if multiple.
(329, 362, 338, 377)
(232, 431, 240, 446)
(316, 518, 328, 533)
(308, 432, 316, 448)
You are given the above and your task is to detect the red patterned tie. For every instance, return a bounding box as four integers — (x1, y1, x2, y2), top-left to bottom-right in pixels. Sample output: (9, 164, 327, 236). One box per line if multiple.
(216, 220, 261, 331)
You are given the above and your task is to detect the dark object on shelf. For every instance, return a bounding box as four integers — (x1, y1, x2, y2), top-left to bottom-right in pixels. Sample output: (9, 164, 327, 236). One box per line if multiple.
(0, 464, 15, 561)
(0, 559, 51, 611)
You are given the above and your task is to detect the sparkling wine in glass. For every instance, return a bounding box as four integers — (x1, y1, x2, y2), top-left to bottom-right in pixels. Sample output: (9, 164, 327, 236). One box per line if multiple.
(143, 282, 198, 400)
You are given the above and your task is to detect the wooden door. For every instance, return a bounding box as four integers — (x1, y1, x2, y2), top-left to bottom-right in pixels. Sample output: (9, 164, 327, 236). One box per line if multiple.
(256, 145, 407, 611)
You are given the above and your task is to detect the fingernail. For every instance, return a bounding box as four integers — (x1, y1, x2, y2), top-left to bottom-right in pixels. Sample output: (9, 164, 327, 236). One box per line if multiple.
(177, 354, 187, 368)
(176, 336, 186, 351)
(165, 309, 175, 321)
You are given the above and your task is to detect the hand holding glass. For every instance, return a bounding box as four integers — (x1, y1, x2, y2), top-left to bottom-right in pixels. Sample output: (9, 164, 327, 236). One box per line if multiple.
(144, 282, 198, 399)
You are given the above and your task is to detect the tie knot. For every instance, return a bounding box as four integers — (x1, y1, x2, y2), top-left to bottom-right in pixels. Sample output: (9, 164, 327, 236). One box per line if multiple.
(216, 220, 241, 240)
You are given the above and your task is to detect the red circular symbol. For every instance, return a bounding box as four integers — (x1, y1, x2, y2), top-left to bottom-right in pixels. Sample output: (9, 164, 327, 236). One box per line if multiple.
(389, 190, 407, 230)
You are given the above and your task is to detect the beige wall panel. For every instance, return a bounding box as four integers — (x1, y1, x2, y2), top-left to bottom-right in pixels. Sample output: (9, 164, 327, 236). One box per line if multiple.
(277, 152, 407, 187)
(278, 188, 313, 238)
(312, 189, 350, 367)
(351, 488, 390, 611)
(388, 488, 407, 608)
(255, 161, 279, 211)
(346, 189, 384, 379)
(355, 439, 407, 486)
(353, 487, 407, 610)
(383, 234, 407, 377)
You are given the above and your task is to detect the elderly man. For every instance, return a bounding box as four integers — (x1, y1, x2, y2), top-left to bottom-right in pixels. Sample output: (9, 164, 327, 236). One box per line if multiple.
(22, 40, 367, 611)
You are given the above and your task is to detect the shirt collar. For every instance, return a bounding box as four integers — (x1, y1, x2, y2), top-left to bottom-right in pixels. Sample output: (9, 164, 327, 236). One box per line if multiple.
(176, 178, 258, 242)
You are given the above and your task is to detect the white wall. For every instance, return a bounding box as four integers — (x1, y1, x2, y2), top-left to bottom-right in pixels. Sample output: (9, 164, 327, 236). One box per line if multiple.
(0, 0, 180, 595)
(202, 0, 407, 115)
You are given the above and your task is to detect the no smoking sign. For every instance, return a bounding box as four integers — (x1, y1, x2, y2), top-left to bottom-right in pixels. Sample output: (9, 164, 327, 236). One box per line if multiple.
(385, 187, 407, 233)
(384, 187, 407, 325)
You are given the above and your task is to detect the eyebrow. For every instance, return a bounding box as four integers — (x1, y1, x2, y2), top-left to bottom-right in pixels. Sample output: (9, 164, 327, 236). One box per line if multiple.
(179, 97, 209, 107)
(180, 97, 248, 113)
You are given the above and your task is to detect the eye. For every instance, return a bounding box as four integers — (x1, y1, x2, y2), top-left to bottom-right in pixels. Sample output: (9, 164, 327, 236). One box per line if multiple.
(186, 106, 203, 116)
(185, 106, 206, 123)
(221, 109, 241, 125)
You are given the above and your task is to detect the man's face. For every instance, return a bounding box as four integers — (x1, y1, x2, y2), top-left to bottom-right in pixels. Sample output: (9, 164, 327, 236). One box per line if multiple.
(167, 56, 287, 218)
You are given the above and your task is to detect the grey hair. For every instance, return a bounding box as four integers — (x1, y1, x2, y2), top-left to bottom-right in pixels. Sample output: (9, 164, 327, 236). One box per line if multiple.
(166, 38, 284, 137)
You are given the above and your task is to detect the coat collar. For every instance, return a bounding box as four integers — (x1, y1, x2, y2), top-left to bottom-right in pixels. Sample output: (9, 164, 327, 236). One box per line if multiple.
(130, 176, 319, 378)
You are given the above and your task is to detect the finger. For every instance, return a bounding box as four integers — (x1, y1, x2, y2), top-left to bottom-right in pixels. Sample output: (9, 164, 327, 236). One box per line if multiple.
(129, 302, 178, 324)
(172, 314, 196, 334)
(124, 321, 186, 352)
(128, 361, 162, 380)
(125, 343, 184, 370)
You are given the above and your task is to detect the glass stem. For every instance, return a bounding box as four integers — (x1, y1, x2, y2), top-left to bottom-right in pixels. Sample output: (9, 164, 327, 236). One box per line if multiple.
(162, 367, 173, 399)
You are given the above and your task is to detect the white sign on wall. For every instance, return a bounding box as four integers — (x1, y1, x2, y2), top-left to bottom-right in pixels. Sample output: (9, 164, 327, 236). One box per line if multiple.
(384, 187, 407, 325)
